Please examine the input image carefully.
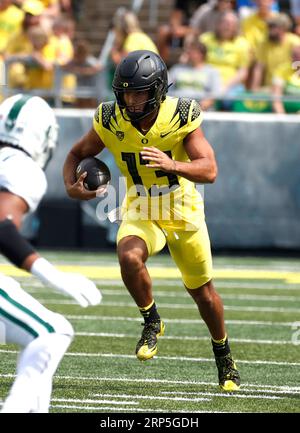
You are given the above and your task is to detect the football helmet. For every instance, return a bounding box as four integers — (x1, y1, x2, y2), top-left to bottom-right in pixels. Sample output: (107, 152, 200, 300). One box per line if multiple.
(0, 94, 58, 169)
(112, 50, 168, 121)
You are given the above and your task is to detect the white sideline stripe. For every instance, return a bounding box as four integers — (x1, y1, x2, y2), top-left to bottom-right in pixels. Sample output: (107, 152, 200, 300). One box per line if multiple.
(75, 332, 294, 345)
(92, 392, 281, 401)
(92, 280, 300, 290)
(217, 282, 300, 290)
(85, 316, 298, 326)
(99, 290, 299, 302)
(1, 373, 299, 392)
(50, 404, 165, 413)
(66, 315, 296, 327)
(162, 388, 300, 396)
(52, 398, 138, 406)
(24, 288, 300, 302)
(54, 395, 210, 404)
(50, 404, 224, 413)
(21, 279, 300, 292)
(0, 349, 299, 366)
(37, 299, 300, 313)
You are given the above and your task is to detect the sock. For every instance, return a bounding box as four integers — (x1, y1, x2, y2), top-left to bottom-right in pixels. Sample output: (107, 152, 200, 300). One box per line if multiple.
(1, 333, 72, 413)
(30, 257, 62, 288)
(139, 300, 160, 324)
(211, 334, 231, 357)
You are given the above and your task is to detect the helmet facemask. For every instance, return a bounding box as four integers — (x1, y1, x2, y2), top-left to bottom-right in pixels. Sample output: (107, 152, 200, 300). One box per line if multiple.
(114, 79, 166, 122)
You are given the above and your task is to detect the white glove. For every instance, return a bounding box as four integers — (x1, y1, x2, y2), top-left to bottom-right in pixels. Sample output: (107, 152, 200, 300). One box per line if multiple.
(30, 258, 102, 308)
(53, 272, 102, 308)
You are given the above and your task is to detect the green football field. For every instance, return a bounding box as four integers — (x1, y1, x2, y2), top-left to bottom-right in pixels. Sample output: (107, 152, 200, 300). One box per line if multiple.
(0, 251, 299, 413)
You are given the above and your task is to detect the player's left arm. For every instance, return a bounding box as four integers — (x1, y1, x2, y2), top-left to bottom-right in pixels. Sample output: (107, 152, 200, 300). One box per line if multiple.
(141, 127, 218, 183)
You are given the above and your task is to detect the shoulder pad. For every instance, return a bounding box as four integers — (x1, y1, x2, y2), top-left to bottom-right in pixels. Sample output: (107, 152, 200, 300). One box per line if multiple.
(102, 101, 117, 132)
(191, 100, 202, 122)
(171, 98, 193, 129)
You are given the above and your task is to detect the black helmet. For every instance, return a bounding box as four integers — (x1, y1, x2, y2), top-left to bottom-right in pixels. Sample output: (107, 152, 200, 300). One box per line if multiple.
(112, 50, 168, 121)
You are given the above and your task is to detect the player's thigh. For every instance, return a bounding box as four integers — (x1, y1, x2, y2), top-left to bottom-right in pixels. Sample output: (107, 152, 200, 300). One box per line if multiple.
(166, 221, 213, 289)
(0, 275, 73, 347)
(117, 218, 166, 257)
(0, 149, 47, 214)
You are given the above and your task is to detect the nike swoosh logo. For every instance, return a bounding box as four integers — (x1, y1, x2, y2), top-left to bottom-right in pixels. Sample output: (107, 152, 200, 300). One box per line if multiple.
(160, 131, 172, 138)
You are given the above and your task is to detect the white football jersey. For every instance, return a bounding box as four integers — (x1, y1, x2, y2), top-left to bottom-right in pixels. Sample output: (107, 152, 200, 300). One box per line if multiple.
(0, 94, 58, 169)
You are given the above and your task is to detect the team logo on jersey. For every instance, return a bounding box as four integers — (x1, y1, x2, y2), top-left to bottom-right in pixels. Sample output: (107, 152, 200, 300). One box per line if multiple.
(116, 131, 124, 141)
(141, 138, 148, 144)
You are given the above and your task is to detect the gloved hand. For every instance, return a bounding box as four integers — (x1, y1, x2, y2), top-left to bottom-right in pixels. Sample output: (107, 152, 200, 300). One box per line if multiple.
(30, 258, 102, 308)
(53, 272, 102, 307)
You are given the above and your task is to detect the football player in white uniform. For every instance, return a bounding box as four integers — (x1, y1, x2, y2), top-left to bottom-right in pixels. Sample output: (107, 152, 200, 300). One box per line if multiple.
(0, 94, 102, 412)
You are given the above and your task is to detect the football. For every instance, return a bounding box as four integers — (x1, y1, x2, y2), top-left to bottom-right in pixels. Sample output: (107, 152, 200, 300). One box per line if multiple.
(76, 157, 111, 191)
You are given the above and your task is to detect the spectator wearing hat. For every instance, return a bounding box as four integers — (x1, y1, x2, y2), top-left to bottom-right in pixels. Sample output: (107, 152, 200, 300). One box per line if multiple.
(18, 0, 60, 33)
(251, 13, 300, 89)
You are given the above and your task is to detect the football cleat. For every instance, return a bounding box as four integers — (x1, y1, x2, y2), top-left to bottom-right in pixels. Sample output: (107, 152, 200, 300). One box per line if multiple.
(136, 320, 165, 361)
(215, 353, 241, 392)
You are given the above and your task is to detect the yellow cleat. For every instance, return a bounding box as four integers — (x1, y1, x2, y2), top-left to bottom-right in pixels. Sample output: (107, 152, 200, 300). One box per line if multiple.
(215, 354, 241, 392)
(220, 380, 241, 392)
(136, 320, 165, 361)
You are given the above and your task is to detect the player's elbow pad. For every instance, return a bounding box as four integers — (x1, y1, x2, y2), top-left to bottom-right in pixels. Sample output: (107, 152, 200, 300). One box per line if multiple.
(0, 219, 35, 268)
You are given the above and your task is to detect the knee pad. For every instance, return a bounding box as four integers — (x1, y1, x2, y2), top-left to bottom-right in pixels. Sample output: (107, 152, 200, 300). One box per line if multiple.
(0, 219, 35, 268)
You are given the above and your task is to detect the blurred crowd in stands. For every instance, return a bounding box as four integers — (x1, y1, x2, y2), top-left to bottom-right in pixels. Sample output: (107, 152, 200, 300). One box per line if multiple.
(1, 0, 300, 113)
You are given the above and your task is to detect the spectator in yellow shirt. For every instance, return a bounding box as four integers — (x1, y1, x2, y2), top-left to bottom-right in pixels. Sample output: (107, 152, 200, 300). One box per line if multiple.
(5, 11, 42, 88)
(200, 11, 250, 98)
(251, 13, 300, 89)
(26, 25, 56, 89)
(6, 25, 56, 91)
(51, 15, 74, 65)
(5, 11, 41, 55)
(272, 45, 300, 113)
(0, 0, 24, 53)
(241, 0, 277, 57)
(111, 9, 158, 67)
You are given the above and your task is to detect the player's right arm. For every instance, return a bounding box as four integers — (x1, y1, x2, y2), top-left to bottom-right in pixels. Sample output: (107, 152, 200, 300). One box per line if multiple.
(63, 128, 105, 200)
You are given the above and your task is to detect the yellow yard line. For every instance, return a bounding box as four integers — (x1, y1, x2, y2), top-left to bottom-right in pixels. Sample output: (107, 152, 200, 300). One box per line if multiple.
(0, 264, 299, 283)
